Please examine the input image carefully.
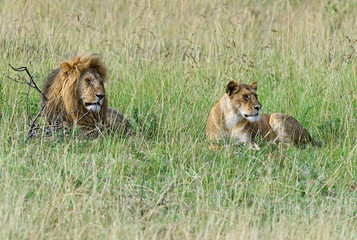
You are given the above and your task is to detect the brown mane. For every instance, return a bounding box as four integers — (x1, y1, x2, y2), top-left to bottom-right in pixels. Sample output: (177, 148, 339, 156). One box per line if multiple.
(43, 53, 108, 127)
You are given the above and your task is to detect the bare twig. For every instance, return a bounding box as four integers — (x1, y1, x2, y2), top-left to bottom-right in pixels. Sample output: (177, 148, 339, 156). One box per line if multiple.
(8, 64, 48, 101)
(25, 103, 47, 142)
(5, 64, 50, 141)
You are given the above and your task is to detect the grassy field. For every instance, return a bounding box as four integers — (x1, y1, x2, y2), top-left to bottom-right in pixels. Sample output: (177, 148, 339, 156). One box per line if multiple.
(0, 0, 356, 239)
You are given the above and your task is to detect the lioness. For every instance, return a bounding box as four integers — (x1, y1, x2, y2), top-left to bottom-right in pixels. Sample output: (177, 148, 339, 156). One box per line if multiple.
(206, 81, 316, 149)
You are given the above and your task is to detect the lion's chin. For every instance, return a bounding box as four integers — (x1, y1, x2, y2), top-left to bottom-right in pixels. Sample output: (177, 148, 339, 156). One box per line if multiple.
(243, 113, 260, 122)
(86, 104, 101, 113)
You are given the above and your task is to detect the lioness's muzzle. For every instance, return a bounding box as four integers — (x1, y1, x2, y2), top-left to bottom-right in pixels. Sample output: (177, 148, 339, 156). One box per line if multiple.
(244, 113, 259, 118)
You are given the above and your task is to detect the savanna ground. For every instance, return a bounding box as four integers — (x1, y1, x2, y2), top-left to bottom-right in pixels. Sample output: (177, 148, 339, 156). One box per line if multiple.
(0, 0, 356, 239)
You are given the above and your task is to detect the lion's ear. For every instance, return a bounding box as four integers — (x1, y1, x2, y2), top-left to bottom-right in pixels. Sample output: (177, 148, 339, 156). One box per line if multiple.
(60, 62, 72, 76)
(250, 82, 257, 91)
(226, 81, 239, 96)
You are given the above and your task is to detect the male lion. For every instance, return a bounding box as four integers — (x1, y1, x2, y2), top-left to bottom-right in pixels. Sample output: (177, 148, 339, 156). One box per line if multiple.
(206, 81, 316, 149)
(43, 53, 131, 134)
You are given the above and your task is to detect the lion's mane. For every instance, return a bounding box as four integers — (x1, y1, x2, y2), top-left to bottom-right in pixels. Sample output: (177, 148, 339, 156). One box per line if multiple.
(43, 53, 108, 127)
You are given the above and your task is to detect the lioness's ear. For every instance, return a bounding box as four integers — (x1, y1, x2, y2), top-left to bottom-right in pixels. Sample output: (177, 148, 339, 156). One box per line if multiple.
(226, 81, 239, 96)
(250, 82, 257, 90)
(60, 62, 72, 76)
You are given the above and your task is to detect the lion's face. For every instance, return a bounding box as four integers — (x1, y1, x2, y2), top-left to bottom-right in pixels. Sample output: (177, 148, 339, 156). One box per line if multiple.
(43, 53, 109, 126)
(78, 67, 106, 113)
(226, 81, 262, 122)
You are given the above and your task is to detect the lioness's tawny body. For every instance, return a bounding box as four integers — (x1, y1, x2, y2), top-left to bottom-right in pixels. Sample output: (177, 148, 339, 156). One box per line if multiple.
(206, 81, 315, 149)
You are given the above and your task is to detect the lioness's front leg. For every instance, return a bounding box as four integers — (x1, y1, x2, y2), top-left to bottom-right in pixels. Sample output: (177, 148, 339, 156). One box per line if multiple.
(206, 126, 224, 150)
(230, 126, 260, 150)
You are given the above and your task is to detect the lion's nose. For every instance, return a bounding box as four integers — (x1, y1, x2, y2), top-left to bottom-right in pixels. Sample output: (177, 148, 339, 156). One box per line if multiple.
(96, 94, 106, 100)
(254, 105, 261, 111)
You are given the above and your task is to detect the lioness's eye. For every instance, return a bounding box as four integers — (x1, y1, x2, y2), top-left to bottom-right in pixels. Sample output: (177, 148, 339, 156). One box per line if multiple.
(244, 95, 249, 100)
(86, 78, 92, 85)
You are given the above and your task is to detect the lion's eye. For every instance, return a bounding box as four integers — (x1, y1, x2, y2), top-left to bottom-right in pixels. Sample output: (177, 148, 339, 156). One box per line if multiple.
(86, 78, 92, 85)
(244, 95, 250, 100)
(255, 95, 258, 100)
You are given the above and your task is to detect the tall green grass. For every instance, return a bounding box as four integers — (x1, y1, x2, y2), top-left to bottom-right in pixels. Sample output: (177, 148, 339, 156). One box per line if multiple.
(0, 0, 356, 239)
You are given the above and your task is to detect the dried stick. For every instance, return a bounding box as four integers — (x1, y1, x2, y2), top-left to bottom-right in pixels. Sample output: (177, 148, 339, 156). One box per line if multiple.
(25, 103, 47, 142)
(7, 64, 48, 101)
(4, 65, 49, 141)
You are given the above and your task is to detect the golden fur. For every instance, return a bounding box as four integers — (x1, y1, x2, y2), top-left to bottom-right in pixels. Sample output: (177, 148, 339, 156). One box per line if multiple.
(43, 53, 131, 133)
(206, 81, 316, 149)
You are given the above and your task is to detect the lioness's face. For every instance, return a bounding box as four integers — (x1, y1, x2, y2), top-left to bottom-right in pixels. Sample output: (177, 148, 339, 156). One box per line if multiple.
(226, 81, 262, 122)
(78, 68, 106, 113)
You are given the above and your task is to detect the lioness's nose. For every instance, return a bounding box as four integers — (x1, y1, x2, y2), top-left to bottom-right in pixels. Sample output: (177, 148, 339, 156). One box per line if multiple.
(254, 105, 261, 111)
(96, 94, 106, 100)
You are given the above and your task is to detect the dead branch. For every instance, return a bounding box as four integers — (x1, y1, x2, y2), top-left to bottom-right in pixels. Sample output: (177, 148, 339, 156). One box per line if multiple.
(25, 102, 47, 142)
(4, 65, 50, 141)
(7, 64, 48, 101)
